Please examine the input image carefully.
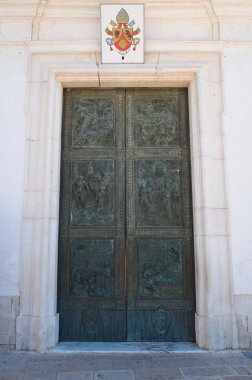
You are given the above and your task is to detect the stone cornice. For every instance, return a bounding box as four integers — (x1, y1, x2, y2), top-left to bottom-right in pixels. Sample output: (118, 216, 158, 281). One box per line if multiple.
(1, 0, 252, 20)
(2, 40, 252, 52)
(0, 0, 40, 18)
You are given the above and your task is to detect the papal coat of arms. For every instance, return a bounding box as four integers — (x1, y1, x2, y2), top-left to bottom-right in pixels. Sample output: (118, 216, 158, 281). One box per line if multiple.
(101, 5, 144, 63)
(105, 8, 141, 59)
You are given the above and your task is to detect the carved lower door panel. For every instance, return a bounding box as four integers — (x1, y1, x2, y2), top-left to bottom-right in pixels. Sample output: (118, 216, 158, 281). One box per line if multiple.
(58, 88, 195, 342)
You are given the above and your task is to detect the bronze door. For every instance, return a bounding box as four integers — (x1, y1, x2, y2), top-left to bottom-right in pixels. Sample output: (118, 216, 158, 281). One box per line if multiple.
(58, 88, 195, 342)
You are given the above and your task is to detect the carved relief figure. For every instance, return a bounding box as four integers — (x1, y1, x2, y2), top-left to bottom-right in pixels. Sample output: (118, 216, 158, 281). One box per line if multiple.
(71, 160, 114, 226)
(138, 240, 182, 297)
(99, 261, 112, 296)
(141, 263, 155, 296)
(86, 272, 97, 297)
(135, 97, 179, 146)
(72, 97, 114, 147)
(70, 240, 114, 298)
(136, 160, 181, 226)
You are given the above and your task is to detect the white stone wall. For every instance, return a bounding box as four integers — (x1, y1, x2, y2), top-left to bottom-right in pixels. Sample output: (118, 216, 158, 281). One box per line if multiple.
(0, 0, 252, 351)
(0, 297, 19, 348)
(0, 46, 28, 296)
(223, 45, 252, 348)
(0, 38, 29, 348)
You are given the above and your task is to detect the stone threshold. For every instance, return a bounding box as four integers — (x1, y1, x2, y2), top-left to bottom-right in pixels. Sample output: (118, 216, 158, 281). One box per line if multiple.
(49, 342, 207, 353)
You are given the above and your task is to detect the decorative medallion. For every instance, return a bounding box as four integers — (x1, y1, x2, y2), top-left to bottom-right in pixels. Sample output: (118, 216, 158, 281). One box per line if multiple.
(82, 307, 101, 335)
(101, 4, 144, 63)
(151, 308, 171, 338)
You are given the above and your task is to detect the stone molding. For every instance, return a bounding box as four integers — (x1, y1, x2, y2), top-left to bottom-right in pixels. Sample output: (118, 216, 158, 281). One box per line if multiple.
(1, 0, 252, 19)
(1, 1, 252, 43)
(16, 41, 238, 351)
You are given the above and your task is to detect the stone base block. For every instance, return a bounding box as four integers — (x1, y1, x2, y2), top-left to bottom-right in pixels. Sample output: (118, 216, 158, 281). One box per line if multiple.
(16, 313, 59, 352)
(234, 295, 252, 349)
(0, 296, 19, 349)
(195, 313, 237, 350)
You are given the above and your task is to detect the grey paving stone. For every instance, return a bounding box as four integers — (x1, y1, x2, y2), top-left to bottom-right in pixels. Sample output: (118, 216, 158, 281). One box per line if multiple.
(45, 362, 67, 373)
(143, 356, 212, 369)
(1, 351, 252, 380)
(134, 368, 184, 379)
(66, 354, 101, 362)
(57, 372, 93, 380)
(52, 357, 143, 372)
(0, 374, 24, 380)
(221, 377, 252, 380)
(205, 354, 252, 367)
(180, 367, 235, 377)
(108, 358, 145, 370)
(46, 359, 110, 372)
(23, 374, 57, 380)
(28, 353, 67, 363)
(242, 352, 252, 359)
(57, 355, 111, 370)
(94, 371, 134, 380)
(0, 353, 11, 363)
(174, 353, 252, 369)
(0, 353, 27, 366)
(65, 354, 144, 370)
(0, 364, 25, 374)
(0, 359, 45, 374)
(231, 366, 252, 375)
(182, 377, 221, 380)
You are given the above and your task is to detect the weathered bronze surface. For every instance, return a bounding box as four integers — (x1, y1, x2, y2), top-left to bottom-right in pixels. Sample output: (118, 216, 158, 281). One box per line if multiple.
(58, 88, 195, 342)
(136, 159, 181, 226)
(70, 239, 114, 298)
(72, 97, 115, 147)
(71, 160, 115, 226)
(135, 96, 179, 146)
(138, 239, 182, 298)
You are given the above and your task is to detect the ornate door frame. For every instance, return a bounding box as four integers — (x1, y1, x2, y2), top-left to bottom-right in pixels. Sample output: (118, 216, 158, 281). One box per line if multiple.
(17, 44, 237, 352)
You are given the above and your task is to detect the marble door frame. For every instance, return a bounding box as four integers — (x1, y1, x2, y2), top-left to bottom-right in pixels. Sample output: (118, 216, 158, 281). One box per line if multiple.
(16, 43, 237, 352)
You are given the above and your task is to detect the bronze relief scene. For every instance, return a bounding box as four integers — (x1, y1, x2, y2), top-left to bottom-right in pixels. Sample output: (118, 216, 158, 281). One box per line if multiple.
(138, 239, 182, 298)
(136, 159, 181, 226)
(70, 239, 114, 298)
(72, 97, 115, 147)
(71, 160, 115, 227)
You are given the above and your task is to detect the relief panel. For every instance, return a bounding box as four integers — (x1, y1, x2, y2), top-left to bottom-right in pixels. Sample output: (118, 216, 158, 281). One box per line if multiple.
(72, 97, 115, 147)
(136, 159, 181, 226)
(70, 239, 114, 298)
(71, 160, 115, 226)
(138, 239, 182, 297)
(135, 96, 179, 146)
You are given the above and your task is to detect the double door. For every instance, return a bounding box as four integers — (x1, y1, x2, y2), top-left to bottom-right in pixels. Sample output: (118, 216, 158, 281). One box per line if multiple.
(58, 88, 195, 341)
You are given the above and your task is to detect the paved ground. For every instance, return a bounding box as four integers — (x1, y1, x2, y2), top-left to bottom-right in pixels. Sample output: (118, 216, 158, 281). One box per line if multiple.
(0, 350, 252, 380)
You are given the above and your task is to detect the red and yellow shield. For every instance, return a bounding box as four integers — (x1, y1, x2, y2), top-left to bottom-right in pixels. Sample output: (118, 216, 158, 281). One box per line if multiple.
(112, 28, 133, 51)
